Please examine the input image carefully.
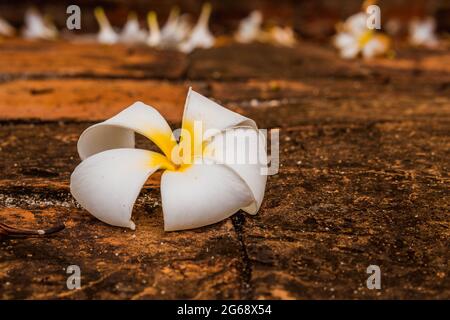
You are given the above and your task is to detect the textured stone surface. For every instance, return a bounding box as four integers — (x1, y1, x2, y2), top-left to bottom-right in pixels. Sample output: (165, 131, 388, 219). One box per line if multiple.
(0, 39, 449, 299)
(0, 40, 187, 81)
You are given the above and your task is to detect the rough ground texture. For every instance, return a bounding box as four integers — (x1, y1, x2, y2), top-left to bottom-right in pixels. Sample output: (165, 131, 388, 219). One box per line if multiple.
(0, 39, 449, 299)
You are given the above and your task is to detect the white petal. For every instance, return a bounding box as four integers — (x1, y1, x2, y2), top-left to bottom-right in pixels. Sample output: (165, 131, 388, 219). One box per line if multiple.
(345, 12, 368, 37)
(362, 36, 388, 59)
(159, 13, 191, 48)
(22, 8, 57, 40)
(204, 128, 267, 214)
(71, 148, 171, 229)
(334, 32, 355, 49)
(179, 27, 215, 53)
(120, 14, 147, 44)
(98, 26, 119, 44)
(146, 11, 161, 47)
(270, 26, 296, 47)
(178, 3, 215, 53)
(173, 15, 193, 42)
(409, 18, 439, 48)
(340, 42, 360, 59)
(0, 17, 15, 37)
(182, 88, 257, 140)
(94, 7, 119, 44)
(160, 6, 180, 41)
(78, 101, 177, 161)
(161, 161, 254, 231)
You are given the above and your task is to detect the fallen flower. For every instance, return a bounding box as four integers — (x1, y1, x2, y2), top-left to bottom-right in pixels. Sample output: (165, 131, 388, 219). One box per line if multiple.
(22, 7, 58, 40)
(160, 6, 181, 43)
(94, 7, 119, 45)
(235, 10, 263, 43)
(179, 3, 215, 53)
(120, 12, 147, 44)
(409, 17, 439, 48)
(0, 222, 65, 239)
(262, 26, 297, 47)
(235, 11, 296, 47)
(159, 7, 192, 48)
(146, 11, 161, 47)
(170, 14, 192, 45)
(333, 11, 391, 59)
(385, 18, 402, 36)
(70, 88, 267, 231)
(0, 16, 15, 37)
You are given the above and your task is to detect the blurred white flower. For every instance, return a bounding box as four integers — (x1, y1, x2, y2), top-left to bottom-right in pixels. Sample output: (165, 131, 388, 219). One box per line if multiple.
(265, 26, 297, 47)
(361, 34, 391, 59)
(343, 12, 368, 37)
(179, 3, 215, 53)
(334, 32, 360, 59)
(146, 11, 161, 47)
(22, 8, 58, 40)
(146, 9, 192, 49)
(235, 10, 263, 43)
(170, 14, 192, 44)
(235, 11, 296, 47)
(120, 12, 147, 44)
(94, 7, 119, 44)
(409, 17, 439, 48)
(160, 6, 181, 42)
(333, 12, 391, 59)
(0, 16, 15, 37)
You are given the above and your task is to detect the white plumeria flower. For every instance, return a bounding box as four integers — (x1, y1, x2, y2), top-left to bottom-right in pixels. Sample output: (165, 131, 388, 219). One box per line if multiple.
(146, 11, 161, 47)
(22, 8, 58, 40)
(409, 17, 439, 48)
(70, 88, 267, 231)
(333, 12, 391, 59)
(179, 3, 215, 53)
(235, 10, 263, 43)
(234, 11, 296, 47)
(94, 7, 119, 45)
(146, 10, 191, 48)
(0, 16, 15, 37)
(120, 12, 147, 44)
(333, 32, 360, 59)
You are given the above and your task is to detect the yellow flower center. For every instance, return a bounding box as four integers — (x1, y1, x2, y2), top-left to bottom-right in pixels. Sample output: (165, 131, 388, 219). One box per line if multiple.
(148, 120, 205, 172)
(358, 29, 374, 48)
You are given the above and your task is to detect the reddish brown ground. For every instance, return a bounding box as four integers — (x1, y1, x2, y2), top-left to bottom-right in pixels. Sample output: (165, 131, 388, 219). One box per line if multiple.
(0, 39, 448, 299)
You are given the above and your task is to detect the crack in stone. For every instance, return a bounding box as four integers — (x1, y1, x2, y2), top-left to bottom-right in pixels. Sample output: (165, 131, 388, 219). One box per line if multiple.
(231, 212, 253, 299)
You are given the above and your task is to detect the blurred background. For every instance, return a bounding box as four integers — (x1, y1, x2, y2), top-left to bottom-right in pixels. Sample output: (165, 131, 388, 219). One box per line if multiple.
(0, 0, 449, 39)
